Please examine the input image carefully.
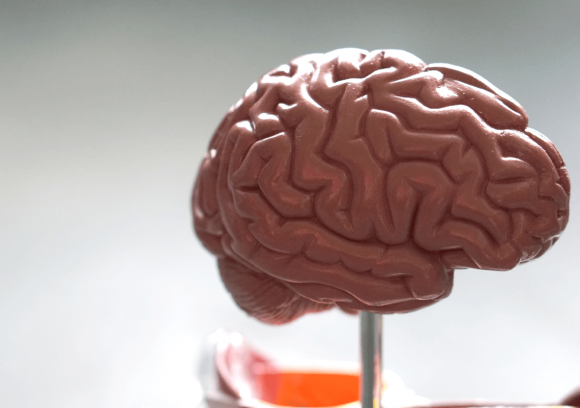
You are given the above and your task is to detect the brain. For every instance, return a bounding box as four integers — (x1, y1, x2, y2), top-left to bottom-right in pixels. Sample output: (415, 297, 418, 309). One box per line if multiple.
(192, 48, 570, 324)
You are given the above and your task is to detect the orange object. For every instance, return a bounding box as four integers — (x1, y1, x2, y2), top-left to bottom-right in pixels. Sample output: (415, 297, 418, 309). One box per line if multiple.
(255, 370, 359, 407)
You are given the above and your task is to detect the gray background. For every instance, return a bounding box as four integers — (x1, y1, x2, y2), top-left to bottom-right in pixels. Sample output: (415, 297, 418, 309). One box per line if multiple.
(1, 1, 579, 407)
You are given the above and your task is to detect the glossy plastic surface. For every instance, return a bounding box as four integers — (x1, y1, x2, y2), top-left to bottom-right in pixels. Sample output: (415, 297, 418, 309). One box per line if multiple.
(192, 48, 570, 324)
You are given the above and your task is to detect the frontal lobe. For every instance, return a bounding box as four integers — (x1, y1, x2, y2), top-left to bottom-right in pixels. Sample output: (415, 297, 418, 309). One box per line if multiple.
(192, 48, 570, 324)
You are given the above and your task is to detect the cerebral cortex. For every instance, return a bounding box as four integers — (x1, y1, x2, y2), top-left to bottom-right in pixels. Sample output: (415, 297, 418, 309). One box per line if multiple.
(192, 49, 570, 324)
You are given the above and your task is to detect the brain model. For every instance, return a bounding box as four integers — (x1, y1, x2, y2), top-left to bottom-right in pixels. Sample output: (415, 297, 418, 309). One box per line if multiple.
(192, 48, 570, 324)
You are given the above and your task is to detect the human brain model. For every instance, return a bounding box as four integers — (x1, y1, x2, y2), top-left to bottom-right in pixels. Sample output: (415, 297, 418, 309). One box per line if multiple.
(192, 48, 570, 325)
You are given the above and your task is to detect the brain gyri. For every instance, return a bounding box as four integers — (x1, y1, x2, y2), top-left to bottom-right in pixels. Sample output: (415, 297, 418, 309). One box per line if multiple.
(192, 49, 570, 324)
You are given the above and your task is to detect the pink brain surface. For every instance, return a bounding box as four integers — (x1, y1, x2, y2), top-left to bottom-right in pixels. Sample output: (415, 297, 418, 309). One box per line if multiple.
(192, 48, 570, 325)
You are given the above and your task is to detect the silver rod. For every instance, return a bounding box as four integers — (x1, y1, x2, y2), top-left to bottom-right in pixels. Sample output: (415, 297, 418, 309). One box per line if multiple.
(360, 311, 382, 408)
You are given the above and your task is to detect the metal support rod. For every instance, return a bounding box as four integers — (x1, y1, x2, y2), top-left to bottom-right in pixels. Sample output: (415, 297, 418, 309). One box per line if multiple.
(360, 311, 382, 408)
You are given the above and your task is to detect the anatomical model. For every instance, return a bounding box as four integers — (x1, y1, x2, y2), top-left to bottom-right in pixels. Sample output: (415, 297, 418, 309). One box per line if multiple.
(192, 48, 572, 407)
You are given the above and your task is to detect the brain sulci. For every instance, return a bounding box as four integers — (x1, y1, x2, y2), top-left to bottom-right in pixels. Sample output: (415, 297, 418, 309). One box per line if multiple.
(192, 48, 570, 324)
